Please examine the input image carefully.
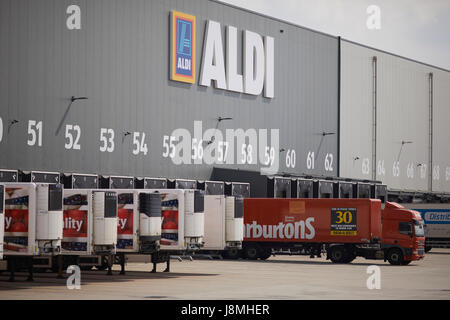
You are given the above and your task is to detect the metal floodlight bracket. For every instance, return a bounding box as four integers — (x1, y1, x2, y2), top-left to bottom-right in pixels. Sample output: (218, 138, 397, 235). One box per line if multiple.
(206, 116, 234, 145)
(71, 96, 88, 102)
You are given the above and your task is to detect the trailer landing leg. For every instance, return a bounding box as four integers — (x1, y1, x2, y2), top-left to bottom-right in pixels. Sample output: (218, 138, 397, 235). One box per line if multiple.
(26, 257, 34, 282)
(119, 254, 126, 275)
(107, 255, 113, 276)
(164, 258, 170, 273)
(56, 255, 64, 279)
(8, 258, 15, 282)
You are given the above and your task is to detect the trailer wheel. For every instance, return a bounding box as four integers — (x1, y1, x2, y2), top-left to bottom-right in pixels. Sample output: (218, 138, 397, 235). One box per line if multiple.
(387, 248, 403, 265)
(223, 248, 242, 260)
(329, 246, 346, 263)
(243, 244, 260, 260)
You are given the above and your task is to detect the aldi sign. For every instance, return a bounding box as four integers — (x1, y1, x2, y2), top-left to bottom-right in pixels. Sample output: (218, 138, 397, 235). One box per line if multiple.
(169, 10, 274, 98)
(170, 10, 196, 84)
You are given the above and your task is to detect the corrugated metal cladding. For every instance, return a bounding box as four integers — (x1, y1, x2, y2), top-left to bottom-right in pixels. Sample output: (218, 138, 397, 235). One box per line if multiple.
(0, 0, 339, 180)
(340, 40, 450, 193)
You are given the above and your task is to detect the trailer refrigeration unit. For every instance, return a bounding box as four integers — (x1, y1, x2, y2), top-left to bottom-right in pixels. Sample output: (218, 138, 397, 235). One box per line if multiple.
(3, 183, 63, 280)
(114, 190, 162, 274)
(240, 198, 425, 265)
(61, 189, 118, 274)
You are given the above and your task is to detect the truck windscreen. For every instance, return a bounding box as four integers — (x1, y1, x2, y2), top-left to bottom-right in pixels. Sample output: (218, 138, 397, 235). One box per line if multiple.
(414, 220, 425, 237)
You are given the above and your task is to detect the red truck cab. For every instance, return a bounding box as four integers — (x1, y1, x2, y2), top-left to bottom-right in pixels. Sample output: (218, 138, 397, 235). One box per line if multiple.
(381, 202, 425, 265)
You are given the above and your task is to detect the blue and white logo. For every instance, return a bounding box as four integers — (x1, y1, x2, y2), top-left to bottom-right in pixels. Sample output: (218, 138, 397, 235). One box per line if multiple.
(177, 20, 192, 56)
(416, 209, 450, 224)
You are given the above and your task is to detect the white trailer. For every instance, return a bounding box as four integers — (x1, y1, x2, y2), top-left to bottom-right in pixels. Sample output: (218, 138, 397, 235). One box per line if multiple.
(203, 195, 244, 252)
(143, 189, 205, 272)
(4, 183, 63, 256)
(116, 190, 162, 253)
(61, 189, 118, 274)
(114, 190, 162, 274)
(146, 189, 204, 251)
(3, 183, 63, 280)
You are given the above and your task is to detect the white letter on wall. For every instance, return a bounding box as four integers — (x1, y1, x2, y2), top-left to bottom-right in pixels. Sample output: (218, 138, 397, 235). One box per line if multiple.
(226, 26, 243, 93)
(243, 30, 265, 95)
(66, 5, 81, 30)
(200, 20, 227, 90)
(264, 36, 274, 98)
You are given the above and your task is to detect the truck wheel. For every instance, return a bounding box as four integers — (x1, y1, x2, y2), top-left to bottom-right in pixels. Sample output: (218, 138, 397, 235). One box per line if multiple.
(387, 248, 403, 266)
(401, 260, 411, 265)
(243, 244, 260, 260)
(425, 246, 432, 253)
(258, 248, 272, 261)
(329, 246, 346, 263)
(343, 253, 356, 264)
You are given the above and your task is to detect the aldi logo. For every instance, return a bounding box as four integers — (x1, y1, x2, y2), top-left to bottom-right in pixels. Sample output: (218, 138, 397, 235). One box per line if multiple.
(170, 10, 196, 84)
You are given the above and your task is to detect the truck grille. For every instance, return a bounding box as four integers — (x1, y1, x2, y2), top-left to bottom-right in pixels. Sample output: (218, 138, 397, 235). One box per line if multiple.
(418, 248, 424, 256)
(417, 240, 425, 246)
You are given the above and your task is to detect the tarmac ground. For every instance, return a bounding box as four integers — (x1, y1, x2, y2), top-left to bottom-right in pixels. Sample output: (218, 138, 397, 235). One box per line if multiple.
(0, 249, 449, 300)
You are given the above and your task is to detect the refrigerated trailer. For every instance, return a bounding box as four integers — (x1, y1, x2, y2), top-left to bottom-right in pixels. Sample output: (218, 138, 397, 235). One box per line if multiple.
(60, 189, 118, 274)
(3, 183, 63, 280)
(240, 198, 425, 265)
(116, 190, 162, 254)
(4, 183, 63, 256)
(145, 189, 205, 272)
(114, 190, 162, 274)
(202, 195, 244, 254)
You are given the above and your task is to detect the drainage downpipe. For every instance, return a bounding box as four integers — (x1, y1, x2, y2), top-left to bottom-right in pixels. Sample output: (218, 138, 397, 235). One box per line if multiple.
(372, 56, 377, 181)
(428, 72, 433, 192)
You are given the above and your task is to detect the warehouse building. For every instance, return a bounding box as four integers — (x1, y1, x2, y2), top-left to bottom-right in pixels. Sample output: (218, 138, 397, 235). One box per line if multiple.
(0, 0, 449, 199)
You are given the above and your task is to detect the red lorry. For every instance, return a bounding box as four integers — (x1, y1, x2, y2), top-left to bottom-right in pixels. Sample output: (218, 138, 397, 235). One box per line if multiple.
(239, 199, 425, 265)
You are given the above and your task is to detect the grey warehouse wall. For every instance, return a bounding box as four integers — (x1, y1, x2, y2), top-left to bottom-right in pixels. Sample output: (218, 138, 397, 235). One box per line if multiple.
(340, 40, 450, 193)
